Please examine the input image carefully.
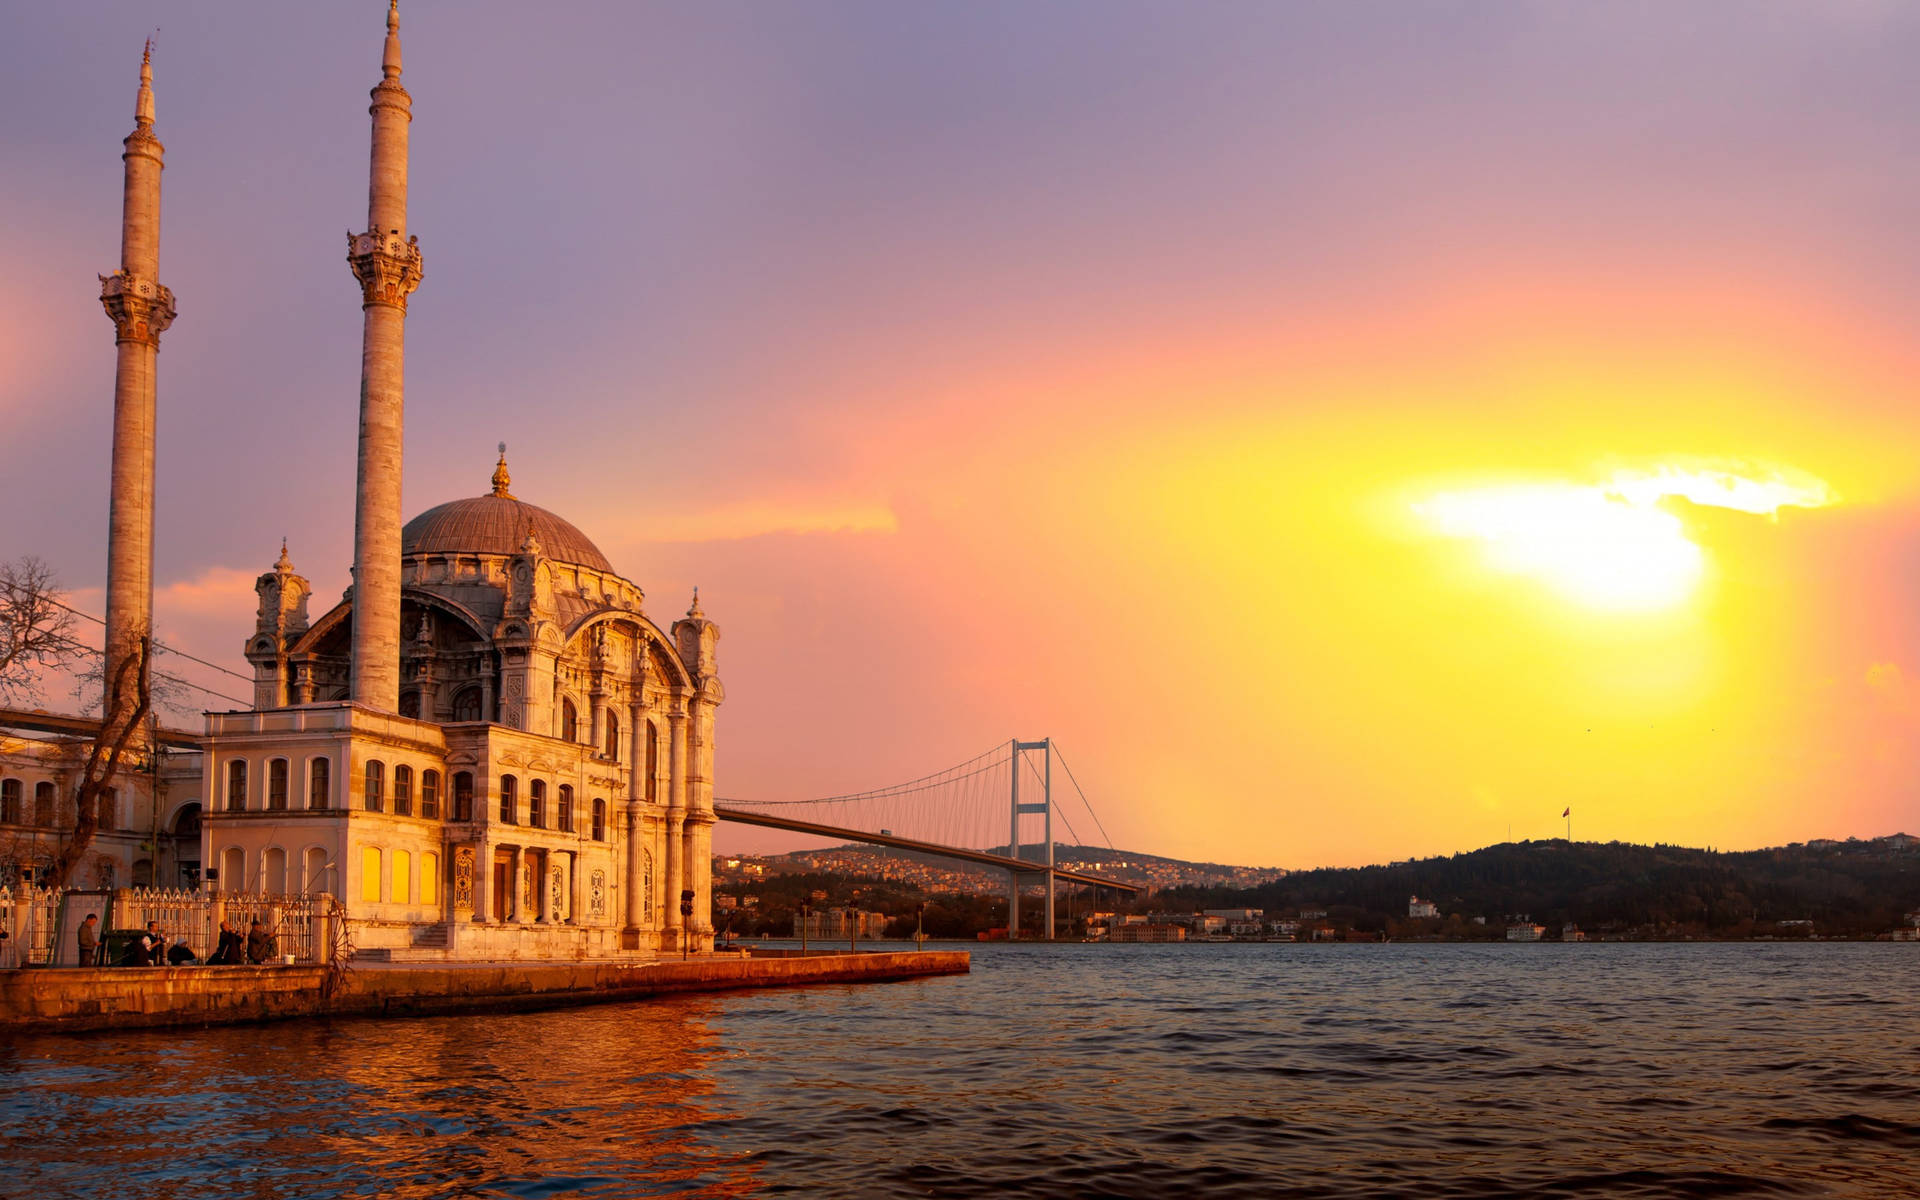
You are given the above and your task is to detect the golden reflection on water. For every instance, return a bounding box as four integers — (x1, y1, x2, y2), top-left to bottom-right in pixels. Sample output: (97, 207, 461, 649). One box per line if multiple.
(1, 994, 760, 1199)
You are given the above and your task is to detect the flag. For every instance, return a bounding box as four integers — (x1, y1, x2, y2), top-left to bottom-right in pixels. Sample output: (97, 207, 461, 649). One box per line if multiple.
(1561, 807, 1570, 818)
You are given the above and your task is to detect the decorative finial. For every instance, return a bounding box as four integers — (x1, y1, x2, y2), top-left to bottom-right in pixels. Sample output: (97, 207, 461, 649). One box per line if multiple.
(687, 587, 704, 619)
(491, 444, 512, 497)
(519, 525, 542, 557)
(382, 0, 403, 80)
(276, 538, 293, 572)
(134, 37, 155, 129)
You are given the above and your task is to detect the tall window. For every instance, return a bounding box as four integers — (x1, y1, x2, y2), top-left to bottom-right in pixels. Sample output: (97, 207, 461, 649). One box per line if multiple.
(421, 769, 441, 819)
(268, 759, 289, 810)
(361, 847, 382, 903)
(561, 698, 578, 742)
(645, 723, 658, 802)
(96, 788, 117, 831)
(392, 849, 412, 905)
(227, 760, 248, 812)
(605, 712, 620, 762)
(591, 797, 607, 842)
(364, 761, 385, 813)
(529, 780, 546, 828)
(33, 781, 54, 826)
(454, 688, 482, 722)
(309, 758, 331, 810)
(499, 775, 518, 824)
(0, 779, 19, 824)
(557, 782, 574, 833)
(421, 851, 440, 906)
(452, 771, 474, 821)
(393, 765, 414, 816)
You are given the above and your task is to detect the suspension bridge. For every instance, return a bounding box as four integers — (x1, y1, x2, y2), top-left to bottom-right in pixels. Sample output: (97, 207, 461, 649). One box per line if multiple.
(716, 738, 1140, 939)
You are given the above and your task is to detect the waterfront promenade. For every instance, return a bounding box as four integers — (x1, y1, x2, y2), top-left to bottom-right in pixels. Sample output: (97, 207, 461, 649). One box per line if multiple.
(0, 949, 968, 1034)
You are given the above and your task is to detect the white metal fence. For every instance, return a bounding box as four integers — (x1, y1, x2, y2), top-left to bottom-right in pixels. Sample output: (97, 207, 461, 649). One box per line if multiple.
(0, 886, 334, 967)
(0, 885, 62, 967)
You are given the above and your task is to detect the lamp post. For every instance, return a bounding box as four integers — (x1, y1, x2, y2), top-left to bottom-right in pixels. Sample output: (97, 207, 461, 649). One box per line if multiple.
(680, 889, 694, 960)
(915, 901, 925, 951)
(799, 899, 810, 956)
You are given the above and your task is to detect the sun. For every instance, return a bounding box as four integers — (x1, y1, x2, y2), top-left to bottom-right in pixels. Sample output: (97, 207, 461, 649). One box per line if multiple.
(1413, 465, 1833, 613)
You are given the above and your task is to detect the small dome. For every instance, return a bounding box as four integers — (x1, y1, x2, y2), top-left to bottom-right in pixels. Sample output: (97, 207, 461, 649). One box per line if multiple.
(402, 494, 614, 573)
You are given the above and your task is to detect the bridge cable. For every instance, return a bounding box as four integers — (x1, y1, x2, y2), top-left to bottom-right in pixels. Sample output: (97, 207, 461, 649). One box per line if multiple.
(1049, 742, 1116, 850)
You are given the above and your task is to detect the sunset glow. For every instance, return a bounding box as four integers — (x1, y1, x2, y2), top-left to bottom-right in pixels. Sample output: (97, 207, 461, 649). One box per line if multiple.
(1415, 465, 1835, 612)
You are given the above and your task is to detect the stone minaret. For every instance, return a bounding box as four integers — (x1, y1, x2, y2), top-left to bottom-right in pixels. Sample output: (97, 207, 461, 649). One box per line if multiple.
(346, 0, 423, 710)
(97, 41, 176, 704)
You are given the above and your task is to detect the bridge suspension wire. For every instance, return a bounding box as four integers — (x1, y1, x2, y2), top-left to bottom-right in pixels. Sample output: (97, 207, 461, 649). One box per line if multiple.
(1049, 742, 1116, 851)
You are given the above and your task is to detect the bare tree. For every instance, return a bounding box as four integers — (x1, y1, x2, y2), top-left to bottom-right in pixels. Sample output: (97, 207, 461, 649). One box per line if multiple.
(0, 557, 156, 888)
(51, 635, 151, 888)
(0, 557, 85, 705)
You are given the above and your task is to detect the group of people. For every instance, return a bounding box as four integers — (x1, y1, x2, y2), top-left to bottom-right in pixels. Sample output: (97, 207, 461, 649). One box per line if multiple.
(72, 913, 280, 967)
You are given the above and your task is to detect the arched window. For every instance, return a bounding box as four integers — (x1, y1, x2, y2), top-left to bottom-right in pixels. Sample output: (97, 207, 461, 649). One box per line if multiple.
(452, 772, 474, 821)
(392, 849, 412, 904)
(97, 788, 117, 831)
(645, 722, 659, 802)
(309, 758, 331, 810)
(227, 760, 248, 812)
(557, 782, 574, 833)
(268, 759, 289, 810)
(605, 712, 620, 762)
(364, 761, 385, 813)
(532, 780, 550, 828)
(421, 851, 440, 906)
(360, 847, 382, 903)
(0, 779, 18, 824)
(221, 846, 246, 894)
(499, 775, 518, 824)
(303, 846, 331, 895)
(591, 797, 606, 842)
(561, 698, 578, 742)
(393, 765, 414, 816)
(399, 690, 421, 719)
(33, 781, 54, 826)
(263, 846, 287, 894)
(421, 769, 441, 819)
(453, 688, 482, 723)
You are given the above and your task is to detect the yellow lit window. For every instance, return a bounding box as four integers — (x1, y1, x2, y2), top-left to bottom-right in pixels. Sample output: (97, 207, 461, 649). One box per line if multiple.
(360, 847, 381, 903)
(392, 849, 411, 905)
(421, 852, 439, 906)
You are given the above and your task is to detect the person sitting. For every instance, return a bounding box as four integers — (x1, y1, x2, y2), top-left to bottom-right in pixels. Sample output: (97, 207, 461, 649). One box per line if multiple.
(207, 920, 243, 965)
(245, 919, 277, 964)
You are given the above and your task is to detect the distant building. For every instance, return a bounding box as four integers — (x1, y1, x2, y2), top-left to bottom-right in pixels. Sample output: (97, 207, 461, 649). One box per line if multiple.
(713, 894, 738, 911)
(1561, 922, 1586, 942)
(1205, 908, 1264, 921)
(793, 907, 888, 940)
(1407, 895, 1439, 919)
(1299, 908, 1328, 920)
(1506, 923, 1546, 942)
(1110, 923, 1186, 943)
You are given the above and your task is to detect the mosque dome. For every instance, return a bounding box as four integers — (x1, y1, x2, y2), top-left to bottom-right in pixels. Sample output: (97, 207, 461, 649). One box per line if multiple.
(400, 451, 615, 573)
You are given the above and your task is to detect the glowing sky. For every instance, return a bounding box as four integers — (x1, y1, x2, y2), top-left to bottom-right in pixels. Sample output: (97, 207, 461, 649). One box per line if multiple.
(7, 3, 1920, 867)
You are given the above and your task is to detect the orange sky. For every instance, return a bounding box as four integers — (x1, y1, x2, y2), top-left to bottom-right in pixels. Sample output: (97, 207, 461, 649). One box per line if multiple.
(8, 5, 1920, 866)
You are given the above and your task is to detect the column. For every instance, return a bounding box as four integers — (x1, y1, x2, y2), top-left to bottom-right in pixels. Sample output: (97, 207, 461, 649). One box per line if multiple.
(472, 840, 492, 923)
(623, 699, 646, 934)
(509, 845, 526, 923)
(662, 707, 686, 936)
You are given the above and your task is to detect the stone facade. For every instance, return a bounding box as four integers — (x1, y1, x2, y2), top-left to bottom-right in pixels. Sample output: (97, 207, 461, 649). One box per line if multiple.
(0, 736, 203, 890)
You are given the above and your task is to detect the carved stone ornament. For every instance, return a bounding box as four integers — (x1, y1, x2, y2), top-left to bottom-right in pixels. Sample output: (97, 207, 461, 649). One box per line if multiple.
(453, 847, 475, 911)
(346, 229, 424, 310)
(590, 869, 607, 915)
(99, 270, 176, 347)
(550, 865, 565, 917)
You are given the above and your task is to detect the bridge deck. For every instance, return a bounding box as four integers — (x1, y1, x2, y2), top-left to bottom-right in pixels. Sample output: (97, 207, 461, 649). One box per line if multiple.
(713, 805, 1141, 892)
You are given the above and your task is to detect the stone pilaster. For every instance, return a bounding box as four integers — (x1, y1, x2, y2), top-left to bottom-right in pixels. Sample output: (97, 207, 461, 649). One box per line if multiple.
(662, 705, 687, 937)
(347, 1, 422, 712)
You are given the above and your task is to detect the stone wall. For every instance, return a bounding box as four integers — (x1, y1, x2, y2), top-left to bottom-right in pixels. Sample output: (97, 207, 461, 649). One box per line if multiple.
(0, 950, 970, 1034)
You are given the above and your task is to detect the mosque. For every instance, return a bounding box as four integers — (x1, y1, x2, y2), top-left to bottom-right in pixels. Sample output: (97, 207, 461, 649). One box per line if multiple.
(27, 4, 721, 959)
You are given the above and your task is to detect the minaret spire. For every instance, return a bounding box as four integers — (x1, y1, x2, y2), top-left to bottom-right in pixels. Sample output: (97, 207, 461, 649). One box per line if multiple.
(346, 0, 424, 711)
(98, 39, 176, 727)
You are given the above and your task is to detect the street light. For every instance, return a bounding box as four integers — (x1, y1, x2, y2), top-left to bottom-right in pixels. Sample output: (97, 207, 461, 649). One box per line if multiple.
(915, 901, 926, 951)
(799, 899, 810, 956)
(680, 889, 694, 960)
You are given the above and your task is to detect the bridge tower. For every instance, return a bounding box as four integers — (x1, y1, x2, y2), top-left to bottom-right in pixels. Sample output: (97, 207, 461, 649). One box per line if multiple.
(1007, 738, 1053, 940)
